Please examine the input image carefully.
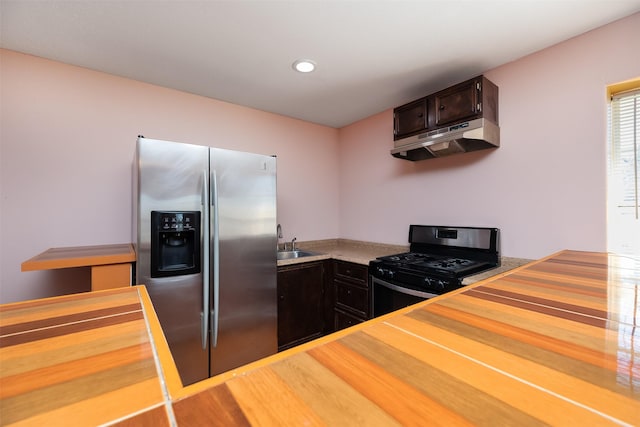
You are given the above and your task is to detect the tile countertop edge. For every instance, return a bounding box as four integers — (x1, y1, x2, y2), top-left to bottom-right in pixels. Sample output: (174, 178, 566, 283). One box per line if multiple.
(138, 286, 184, 403)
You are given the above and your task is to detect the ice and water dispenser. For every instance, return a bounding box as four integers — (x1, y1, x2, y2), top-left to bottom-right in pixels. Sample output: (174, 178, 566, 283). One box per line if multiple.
(150, 211, 201, 278)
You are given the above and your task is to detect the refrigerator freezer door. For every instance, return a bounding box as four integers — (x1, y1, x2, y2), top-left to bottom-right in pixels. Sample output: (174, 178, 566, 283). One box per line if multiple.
(135, 137, 210, 385)
(209, 148, 277, 375)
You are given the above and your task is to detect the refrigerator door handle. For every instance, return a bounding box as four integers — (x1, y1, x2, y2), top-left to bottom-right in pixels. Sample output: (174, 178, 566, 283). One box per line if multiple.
(201, 170, 210, 350)
(211, 169, 220, 348)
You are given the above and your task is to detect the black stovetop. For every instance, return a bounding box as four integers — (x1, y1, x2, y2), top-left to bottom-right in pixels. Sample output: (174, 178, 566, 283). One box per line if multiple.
(369, 225, 500, 294)
(375, 252, 492, 276)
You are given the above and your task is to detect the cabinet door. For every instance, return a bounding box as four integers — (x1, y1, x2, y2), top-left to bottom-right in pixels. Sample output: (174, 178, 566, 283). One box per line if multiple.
(277, 262, 324, 351)
(434, 78, 479, 126)
(394, 98, 427, 139)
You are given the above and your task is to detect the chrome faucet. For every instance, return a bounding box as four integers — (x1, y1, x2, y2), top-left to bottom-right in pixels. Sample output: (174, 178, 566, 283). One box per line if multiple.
(276, 224, 283, 251)
(290, 237, 297, 251)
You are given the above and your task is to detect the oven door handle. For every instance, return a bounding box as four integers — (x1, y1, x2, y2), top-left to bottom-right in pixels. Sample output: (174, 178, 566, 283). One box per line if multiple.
(371, 276, 440, 299)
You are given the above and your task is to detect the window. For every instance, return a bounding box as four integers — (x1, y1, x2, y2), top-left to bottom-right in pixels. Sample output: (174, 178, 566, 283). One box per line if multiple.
(607, 82, 640, 255)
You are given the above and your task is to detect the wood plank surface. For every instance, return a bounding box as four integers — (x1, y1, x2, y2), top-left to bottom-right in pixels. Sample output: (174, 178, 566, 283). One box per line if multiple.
(21, 243, 135, 271)
(2, 250, 638, 426)
(173, 250, 639, 426)
(0, 287, 170, 426)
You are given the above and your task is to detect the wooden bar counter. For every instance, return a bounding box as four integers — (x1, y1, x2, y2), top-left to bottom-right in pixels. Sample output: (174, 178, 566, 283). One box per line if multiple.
(0, 286, 172, 426)
(21, 244, 135, 291)
(2, 250, 639, 426)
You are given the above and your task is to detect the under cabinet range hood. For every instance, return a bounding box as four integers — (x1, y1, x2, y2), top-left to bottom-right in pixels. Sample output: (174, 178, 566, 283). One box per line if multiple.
(391, 75, 500, 161)
(391, 118, 500, 161)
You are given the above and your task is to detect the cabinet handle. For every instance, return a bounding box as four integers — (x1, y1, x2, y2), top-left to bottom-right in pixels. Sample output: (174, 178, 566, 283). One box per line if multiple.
(439, 105, 445, 110)
(417, 113, 423, 118)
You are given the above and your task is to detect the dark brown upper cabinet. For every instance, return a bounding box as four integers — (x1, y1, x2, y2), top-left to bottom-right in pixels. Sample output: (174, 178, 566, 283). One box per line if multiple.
(393, 98, 428, 139)
(393, 75, 499, 141)
(435, 79, 479, 126)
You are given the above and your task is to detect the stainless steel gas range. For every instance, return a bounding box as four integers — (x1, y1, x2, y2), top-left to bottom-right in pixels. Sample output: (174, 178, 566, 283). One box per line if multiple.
(370, 225, 500, 317)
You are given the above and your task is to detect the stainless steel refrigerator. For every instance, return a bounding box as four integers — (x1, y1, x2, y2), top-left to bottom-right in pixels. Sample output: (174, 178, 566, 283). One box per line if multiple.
(133, 136, 277, 386)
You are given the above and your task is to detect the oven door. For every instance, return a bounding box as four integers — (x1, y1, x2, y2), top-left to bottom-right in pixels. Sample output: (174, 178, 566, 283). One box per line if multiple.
(371, 276, 439, 318)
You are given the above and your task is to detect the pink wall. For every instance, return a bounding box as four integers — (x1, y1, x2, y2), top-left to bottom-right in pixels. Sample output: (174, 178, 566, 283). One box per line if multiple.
(339, 12, 640, 259)
(1, 13, 639, 303)
(0, 50, 339, 303)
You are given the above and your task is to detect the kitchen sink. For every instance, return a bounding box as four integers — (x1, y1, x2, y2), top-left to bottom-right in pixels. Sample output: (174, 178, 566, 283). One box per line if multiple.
(277, 250, 321, 261)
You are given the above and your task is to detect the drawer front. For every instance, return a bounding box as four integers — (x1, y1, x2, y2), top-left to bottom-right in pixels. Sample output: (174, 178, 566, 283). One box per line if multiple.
(333, 260, 368, 285)
(334, 280, 369, 317)
(334, 309, 364, 331)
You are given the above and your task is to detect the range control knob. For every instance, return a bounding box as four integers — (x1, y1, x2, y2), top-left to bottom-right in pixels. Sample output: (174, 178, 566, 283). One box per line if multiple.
(436, 280, 446, 291)
(423, 277, 432, 287)
(386, 270, 395, 279)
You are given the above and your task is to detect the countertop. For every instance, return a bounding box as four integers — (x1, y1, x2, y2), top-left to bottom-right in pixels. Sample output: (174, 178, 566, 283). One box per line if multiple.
(0, 287, 171, 426)
(1, 250, 638, 425)
(279, 238, 532, 284)
(276, 238, 408, 266)
(21, 243, 135, 271)
(20, 244, 136, 291)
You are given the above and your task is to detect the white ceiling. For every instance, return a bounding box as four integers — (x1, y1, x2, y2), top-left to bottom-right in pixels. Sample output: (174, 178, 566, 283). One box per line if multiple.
(2, 1, 639, 128)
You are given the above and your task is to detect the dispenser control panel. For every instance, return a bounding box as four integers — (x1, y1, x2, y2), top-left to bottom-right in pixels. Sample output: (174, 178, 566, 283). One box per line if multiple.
(158, 212, 198, 232)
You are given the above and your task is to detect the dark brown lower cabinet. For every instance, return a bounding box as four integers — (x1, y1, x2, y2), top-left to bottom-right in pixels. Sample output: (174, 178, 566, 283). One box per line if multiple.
(277, 259, 370, 350)
(332, 260, 370, 332)
(334, 308, 364, 330)
(277, 261, 325, 351)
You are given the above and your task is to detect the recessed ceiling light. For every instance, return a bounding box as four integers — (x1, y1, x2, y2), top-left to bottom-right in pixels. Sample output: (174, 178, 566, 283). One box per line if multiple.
(292, 59, 316, 73)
